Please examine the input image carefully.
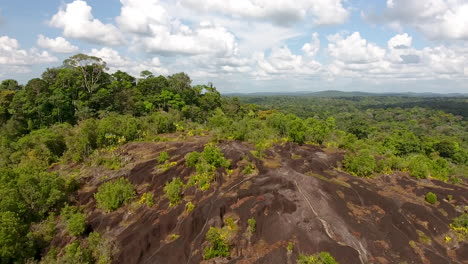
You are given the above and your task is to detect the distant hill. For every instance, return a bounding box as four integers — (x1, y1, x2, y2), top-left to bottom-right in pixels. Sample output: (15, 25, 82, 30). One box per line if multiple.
(224, 90, 468, 98)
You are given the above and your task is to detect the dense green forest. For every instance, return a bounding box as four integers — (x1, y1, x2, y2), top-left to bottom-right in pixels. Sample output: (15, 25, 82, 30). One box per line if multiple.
(0, 54, 467, 263)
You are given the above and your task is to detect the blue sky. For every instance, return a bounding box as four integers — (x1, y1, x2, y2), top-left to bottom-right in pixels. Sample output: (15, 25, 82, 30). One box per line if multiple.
(1, 0, 468, 93)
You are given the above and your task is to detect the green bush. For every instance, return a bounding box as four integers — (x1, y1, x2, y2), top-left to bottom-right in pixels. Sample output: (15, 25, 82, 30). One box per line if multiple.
(185, 151, 201, 168)
(138, 192, 155, 207)
(201, 144, 230, 169)
(243, 163, 255, 175)
(88, 232, 113, 264)
(0, 211, 30, 263)
(164, 178, 183, 206)
(425, 192, 437, 204)
(61, 206, 86, 236)
(63, 241, 94, 264)
(186, 201, 195, 213)
(203, 227, 230, 259)
(343, 150, 376, 177)
(94, 178, 136, 212)
(298, 252, 339, 264)
(158, 151, 170, 164)
(247, 218, 256, 233)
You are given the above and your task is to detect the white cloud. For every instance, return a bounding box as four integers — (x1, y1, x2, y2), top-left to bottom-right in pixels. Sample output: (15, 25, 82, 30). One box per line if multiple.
(387, 33, 412, 49)
(325, 32, 468, 82)
(37, 35, 79, 53)
(302, 33, 320, 57)
(49, 0, 124, 45)
(117, 0, 238, 56)
(328, 32, 386, 64)
(139, 21, 238, 56)
(0, 36, 57, 76)
(179, 0, 349, 26)
(116, 0, 168, 34)
(88, 47, 168, 76)
(254, 45, 321, 79)
(0, 36, 57, 65)
(376, 0, 468, 40)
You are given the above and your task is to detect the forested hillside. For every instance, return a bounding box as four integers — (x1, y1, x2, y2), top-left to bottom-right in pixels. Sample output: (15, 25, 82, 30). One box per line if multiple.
(0, 54, 467, 263)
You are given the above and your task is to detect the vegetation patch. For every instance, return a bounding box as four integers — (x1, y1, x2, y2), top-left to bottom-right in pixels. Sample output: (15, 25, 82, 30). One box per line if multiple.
(343, 150, 376, 177)
(450, 213, 468, 241)
(185, 201, 195, 213)
(297, 252, 339, 264)
(61, 205, 86, 236)
(185, 144, 230, 191)
(247, 217, 256, 233)
(94, 178, 136, 212)
(164, 177, 184, 206)
(416, 230, 431, 245)
(425, 192, 437, 204)
(203, 227, 230, 259)
(243, 163, 255, 175)
(138, 192, 155, 207)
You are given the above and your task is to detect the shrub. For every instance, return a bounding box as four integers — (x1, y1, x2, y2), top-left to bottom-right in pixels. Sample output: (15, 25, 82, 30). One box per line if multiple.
(67, 212, 86, 236)
(287, 241, 294, 252)
(185, 201, 195, 213)
(201, 144, 230, 169)
(94, 178, 136, 212)
(158, 151, 170, 164)
(425, 192, 437, 204)
(138, 192, 154, 207)
(247, 218, 256, 233)
(243, 163, 255, 175)
(63, 241, 94, 264)
(88, 232, 113, 264)
(203, 227, 230, 259)
(343, 150, 376, 177)
(298, 252, 339, 264)
(185, 151, 201, 168)
(164, 178, 183, 206)
(450, 213, 468, 241)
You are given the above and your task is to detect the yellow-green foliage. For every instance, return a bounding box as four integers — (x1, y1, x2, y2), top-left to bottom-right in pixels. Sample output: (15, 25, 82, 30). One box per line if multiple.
(450, 213, 468, 241)
(185, 201, 195, 213)
(425, 192, 437, 204)
(247, 217, 256, 233)
(298, 252, 339, 264)
(287, 241, 294, 252)
(157, 161, 177, 172)
(203, 227, 230, 259)
(138, 192, 154, 207)
(185, 144, 230, 191)
(94, 178, 136, 212)
(157, 151, 170, 164)
(164, 178, 184, 206)
(243, 163, 255, 175)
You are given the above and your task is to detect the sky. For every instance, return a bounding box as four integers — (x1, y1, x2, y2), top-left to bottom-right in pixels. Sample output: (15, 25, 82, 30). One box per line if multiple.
(0, 0, 468, 93)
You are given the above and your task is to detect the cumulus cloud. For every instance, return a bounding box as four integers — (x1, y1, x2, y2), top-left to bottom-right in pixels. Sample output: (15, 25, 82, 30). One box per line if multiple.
(0, 36, 57, 76)
(0, 36, 57, 65)
(371, 0, 468, 40)
(37, 35, 79, 53)
(88, 47, 168, 76)
(326, 32, 468, 82)
(302, 33, 320, 57)
(139, 21, 238, 56)
(117, 0, 238, 56)
(254, 45, 321, 79)
(387, 33, 412, 49)
(49, 0, 124, 45)
(180, 0, 349, 26)
(328, 32, 386, 64)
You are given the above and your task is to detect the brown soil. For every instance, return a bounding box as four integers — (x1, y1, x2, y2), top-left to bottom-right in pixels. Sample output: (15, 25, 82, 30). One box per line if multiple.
(54, 136, 468, 264)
